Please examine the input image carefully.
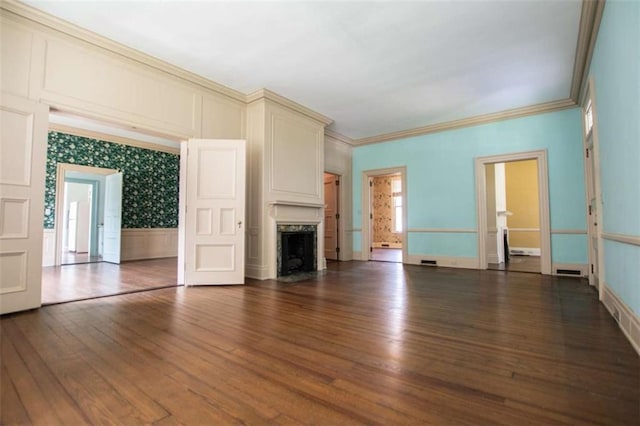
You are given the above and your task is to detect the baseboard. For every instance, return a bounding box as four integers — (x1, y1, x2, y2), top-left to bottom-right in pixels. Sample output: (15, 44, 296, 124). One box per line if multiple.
(509, 247, 541, 256)
(352, 251, 363, 261)
(487, 253, 500, 264)
(245, 264, 269, 280)
(372, 242, 403, 249)
(121, 228, 178, 261)
(552, 263, 588, 277)
(602, 282, 640, 355)
(42, 229, 56, 267)
(406, 254, 479, 270)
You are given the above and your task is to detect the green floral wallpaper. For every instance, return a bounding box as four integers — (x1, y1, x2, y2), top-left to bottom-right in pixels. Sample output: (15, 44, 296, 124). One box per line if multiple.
(44, 131, 179, 229)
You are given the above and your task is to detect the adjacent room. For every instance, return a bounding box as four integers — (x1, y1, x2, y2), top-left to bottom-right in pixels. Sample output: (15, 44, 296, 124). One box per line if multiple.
(1, 0, 638, 424)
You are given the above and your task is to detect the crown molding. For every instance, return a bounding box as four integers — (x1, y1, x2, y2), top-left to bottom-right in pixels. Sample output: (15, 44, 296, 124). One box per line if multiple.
(246, 88, 333, 126)
(0, 0, 246, 102)
(325, 129, 353, 146)
(352, 98, 577, 146)
(571, 0, 606, 104)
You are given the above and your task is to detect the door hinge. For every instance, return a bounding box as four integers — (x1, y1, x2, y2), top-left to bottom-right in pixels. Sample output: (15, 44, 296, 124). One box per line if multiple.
(591, 264, 594, 273)
(336, 247, 340, 253)
(588, 205, 592, 215)
(370, 247, 373, 253)
(586, 148, 589, 158)
(370, 213, 373, 219)
(369, 180, 373, 187)
(335, 213, 340, 219)
(336, 179, 340, 186)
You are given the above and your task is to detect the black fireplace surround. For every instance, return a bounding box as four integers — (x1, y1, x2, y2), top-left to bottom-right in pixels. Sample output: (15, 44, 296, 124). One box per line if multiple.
(277, 224, 317, 277)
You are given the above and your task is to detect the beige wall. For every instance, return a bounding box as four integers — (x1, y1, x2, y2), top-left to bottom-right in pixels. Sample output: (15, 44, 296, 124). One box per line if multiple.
(506, 160, 540, 249)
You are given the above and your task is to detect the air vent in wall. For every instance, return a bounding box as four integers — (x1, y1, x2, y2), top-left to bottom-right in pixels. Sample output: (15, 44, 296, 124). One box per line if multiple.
(381, 243, 390, 247)
(421, 260, 437, 266)
(556, 269, 581, 276)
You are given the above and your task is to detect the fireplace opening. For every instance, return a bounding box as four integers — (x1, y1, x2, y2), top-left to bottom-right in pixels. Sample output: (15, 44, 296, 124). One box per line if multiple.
(280, 231, 315, 276)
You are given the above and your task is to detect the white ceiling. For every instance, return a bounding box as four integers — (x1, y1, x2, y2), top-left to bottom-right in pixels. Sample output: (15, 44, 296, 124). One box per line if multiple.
(24, 0, 583, 140)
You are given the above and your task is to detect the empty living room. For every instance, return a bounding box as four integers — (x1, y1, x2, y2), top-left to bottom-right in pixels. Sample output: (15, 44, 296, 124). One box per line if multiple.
(1, 0, 638, 424)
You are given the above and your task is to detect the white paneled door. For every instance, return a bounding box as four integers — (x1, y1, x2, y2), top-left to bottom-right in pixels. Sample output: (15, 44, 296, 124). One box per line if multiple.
(103, 172, 123, 264)
(183, 139, 246, 285)
(0, 94, 49, 314)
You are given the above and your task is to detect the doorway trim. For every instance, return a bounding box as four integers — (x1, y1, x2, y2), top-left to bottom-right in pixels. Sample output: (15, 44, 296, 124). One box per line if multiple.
(475, 150, 551, 274)
(54, 163, 119, 266)
(323, 172, 341, 262)
(361, 166, 408, 262)
(581, 77, 605, 298)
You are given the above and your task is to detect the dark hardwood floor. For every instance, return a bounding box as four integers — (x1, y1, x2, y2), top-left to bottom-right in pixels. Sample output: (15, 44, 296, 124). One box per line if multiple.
(489, 255, 541, 273)
(3, 261, 638, 425)
(41, 258, 178, 305)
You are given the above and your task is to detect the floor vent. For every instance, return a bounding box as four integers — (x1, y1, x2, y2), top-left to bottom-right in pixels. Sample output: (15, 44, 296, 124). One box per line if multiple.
(556, 269, 581, 276)
(421, 260, 437, 266)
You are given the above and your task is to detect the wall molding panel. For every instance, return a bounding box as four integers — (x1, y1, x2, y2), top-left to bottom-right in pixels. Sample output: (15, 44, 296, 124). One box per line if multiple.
(406, 254, 479, 270)
(121, 228, 178, 261)
(602, 282, 640, 356)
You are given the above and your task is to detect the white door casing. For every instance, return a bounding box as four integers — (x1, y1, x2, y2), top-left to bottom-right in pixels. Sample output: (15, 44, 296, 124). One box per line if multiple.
(103, 172, 123, 264)
(183, 139, 246, 285)
(324, 173, 339, 261)
(361, 167, 408, 263)
(583, 79, 603, 295)
(476, 150, 551, 275)
(0, 94, 49, 314)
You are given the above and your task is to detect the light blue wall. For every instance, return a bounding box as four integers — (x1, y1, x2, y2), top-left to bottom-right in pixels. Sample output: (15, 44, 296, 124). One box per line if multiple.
(353, 108, 587, 263)
(588, 0, 640, 315)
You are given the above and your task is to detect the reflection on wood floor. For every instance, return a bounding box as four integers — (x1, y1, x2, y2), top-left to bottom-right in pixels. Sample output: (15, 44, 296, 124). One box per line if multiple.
(42, 257, 178, 305)
(5, 261, 638, 424)
(489, 255, 541, 273)
(371, 247, 402, 262)
(61, 251, 102, 265)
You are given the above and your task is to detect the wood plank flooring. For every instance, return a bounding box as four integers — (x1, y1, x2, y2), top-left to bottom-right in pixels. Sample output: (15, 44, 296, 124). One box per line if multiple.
(41, 258, 178, 305)
(3, 261, 638, 425)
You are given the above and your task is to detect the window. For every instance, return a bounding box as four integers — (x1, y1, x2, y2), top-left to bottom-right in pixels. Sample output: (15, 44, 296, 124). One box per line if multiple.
(392, 177, 402, 233)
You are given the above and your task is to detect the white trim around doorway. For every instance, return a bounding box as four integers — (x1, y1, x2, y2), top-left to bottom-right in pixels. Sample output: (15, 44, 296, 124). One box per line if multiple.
(361, 166, 408, 263)
(475, 150, 552, 275)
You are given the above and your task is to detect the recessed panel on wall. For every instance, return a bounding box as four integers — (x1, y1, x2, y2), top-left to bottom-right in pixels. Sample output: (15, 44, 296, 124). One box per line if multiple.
(42, 38, 197, 135)
(219, 208, 235, 235)
(0, 108, 33, 186)
(202, 95, 245, 139)
(1, 20, 33, 98)
(197, 148, 236, 199)
(196, 208, 213, 235)
(0, 198, 30, 239)
(270, 114, 321, 198)
(0, 251, 27, 294)
(195, 244, 235, 271)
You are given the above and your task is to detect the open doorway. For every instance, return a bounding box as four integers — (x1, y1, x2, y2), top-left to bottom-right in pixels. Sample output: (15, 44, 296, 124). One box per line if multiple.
(361, 167, 407, 264)
(61, 177, 101, 264)
(371, 174, 403, 262)
(41, 112, 180, 305)
(486, 160, 541, 273)
(54, 163, 122, 266)
(476, 150, 551, 275)
(324, 173, 340, 262)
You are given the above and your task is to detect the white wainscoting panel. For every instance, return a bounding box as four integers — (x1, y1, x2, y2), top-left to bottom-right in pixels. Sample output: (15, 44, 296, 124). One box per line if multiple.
(406, 254, 479, 269)
(602, 282, 640, 355)
(121, 228, 178, 261)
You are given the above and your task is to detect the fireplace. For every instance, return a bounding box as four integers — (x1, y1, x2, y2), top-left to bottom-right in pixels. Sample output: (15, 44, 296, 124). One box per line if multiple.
(277, 224, 317, 277)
